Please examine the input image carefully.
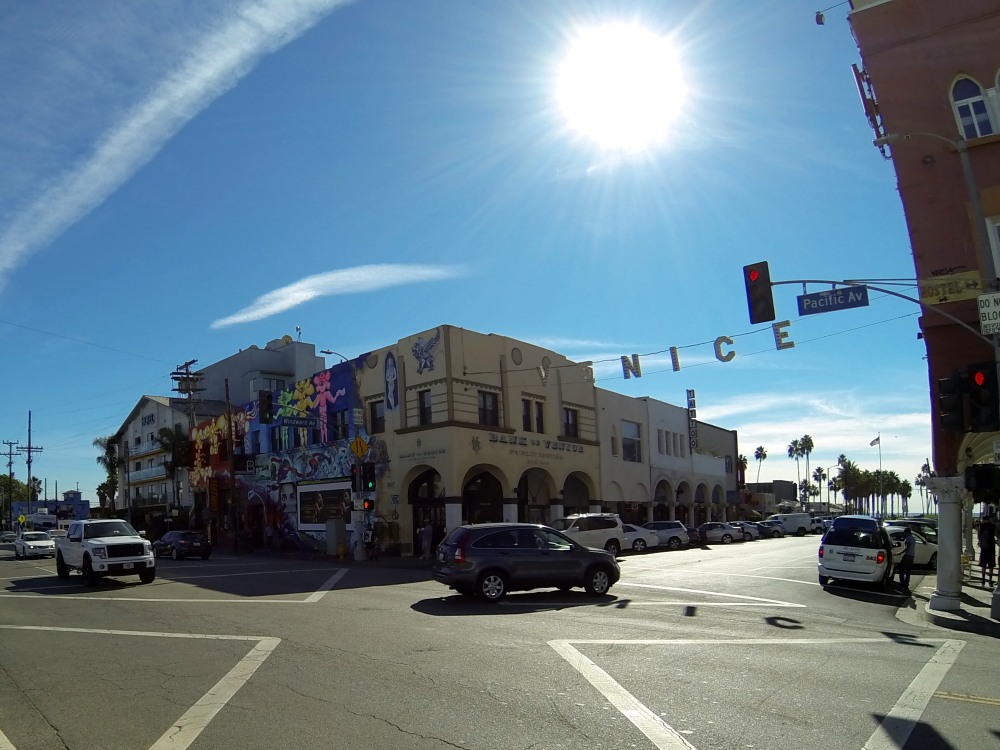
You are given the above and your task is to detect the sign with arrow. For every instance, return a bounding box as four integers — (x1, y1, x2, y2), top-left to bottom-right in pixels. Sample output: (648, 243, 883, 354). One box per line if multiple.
(350, 436, 369, 459)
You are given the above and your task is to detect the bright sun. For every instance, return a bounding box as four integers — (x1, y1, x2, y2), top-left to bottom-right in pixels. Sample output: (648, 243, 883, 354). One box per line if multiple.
(557, 23, 685, 150)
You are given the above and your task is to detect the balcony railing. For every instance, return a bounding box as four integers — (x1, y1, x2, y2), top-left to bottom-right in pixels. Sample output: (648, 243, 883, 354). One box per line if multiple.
(127, 440, 164, 458)
(129, 465, 168, 481)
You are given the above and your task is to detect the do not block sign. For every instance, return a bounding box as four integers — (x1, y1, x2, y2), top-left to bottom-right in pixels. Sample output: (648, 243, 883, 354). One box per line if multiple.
(978, 292, 1000, 335)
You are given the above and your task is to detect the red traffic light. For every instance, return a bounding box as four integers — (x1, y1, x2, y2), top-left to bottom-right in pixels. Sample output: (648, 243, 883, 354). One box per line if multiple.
(749, 269, 759, 282)
(974, 370, 986, 386)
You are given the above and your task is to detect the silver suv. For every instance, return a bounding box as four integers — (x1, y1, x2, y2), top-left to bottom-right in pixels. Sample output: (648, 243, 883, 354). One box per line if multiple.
(550, 513, 626, 556)
(642, 520, 690, 549)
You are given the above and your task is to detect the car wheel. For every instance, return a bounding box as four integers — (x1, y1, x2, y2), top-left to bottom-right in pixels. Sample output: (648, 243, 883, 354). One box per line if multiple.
(82, 558, 100, 587)
(772, 530, 781, 539)
(632, 539, 647, 554)
(139, 569, 156, 584)
(796, 528, 806, 537)
(667, 536, 682, 550)
(201, 553, 211, 560)
(819, 575, 830, 587)
(604, 540, 620, 557)
(744, 533, 752, 542)
(56, 553, 70, 579)
(477, 571, 508, 602)
(14, 546, 20, 559)
(584, 566, 612, 596)
(721, 534, 733, 544)
(171, 548, 179, 561)
(928, 553, 937, 571)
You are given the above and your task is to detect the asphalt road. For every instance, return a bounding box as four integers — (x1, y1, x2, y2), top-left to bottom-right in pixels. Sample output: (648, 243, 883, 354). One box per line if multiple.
(0, 535, 997, 750)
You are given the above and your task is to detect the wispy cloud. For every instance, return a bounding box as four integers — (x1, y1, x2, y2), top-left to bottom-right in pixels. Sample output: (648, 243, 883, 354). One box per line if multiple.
(211, 264, 464, 327)
(0, 0, 353, 288)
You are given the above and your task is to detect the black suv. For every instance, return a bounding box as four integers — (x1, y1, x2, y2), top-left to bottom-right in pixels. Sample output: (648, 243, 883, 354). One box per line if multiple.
(432, 523, 620, 602)
(152, 530, 212, 560)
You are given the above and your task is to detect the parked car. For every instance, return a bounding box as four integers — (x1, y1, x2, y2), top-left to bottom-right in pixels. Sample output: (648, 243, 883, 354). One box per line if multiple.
(432, 523, 620, 601)
(818, 515, 894, 590)
(685, 525, 702, 544)
(642, 520, 689, 550)
(766, 513, 812, 537)
(47, 529, 67, 539)
(886, 526, 937, 569)
(152, 530, 212, 560)
(1, 531, 16, 543)
(730, 522, 759, 541)
(810, 517, 826, 534)
(884, 519, 938, 545)
(15, 531, 56, 558)
(550, 514, 626, 556)
(697, 522, 743, 545)
(621, 524, 659, 553)
(758, 521, 785, 538)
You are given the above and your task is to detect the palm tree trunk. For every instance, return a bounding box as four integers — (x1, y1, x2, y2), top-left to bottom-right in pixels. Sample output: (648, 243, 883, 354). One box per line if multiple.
(756, 460, 762, 484)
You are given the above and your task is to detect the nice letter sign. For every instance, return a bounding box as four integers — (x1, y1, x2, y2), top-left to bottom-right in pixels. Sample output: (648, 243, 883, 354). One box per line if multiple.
(797, 286, 870, 316)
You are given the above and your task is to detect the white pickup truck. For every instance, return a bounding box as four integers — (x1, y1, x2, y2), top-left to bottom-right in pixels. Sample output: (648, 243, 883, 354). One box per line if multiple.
(55, 519, 156, 586)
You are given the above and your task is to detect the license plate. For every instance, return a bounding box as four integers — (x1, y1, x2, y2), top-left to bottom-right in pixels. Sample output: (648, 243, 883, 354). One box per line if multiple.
(123, 562, 133, 569)
(842, 554, 855, 562)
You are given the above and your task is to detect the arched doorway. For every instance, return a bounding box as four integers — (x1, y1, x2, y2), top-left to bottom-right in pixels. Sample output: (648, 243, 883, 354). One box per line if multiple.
(712, 485, 724, 521)
(675, 481, 692, 525)
(653, 480, 673, 521)
(562, 472, 593, 516)
(695, 483, 709, 525)
(463, 471, 504, 524)
(409, 468, 445, 557)
(517, 468, 555, 525)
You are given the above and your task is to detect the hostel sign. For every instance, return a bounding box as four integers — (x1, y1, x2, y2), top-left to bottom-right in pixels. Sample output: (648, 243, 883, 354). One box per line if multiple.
(797, 286, 870, 316)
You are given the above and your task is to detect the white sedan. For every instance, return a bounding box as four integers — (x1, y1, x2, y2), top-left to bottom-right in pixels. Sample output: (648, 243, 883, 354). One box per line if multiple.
(886, 526, 938, 569)
(14, 531, 56, 558)
(621, 524, 660, 553)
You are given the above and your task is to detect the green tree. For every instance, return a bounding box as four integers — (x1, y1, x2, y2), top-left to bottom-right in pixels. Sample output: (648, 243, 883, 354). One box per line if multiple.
(754, 445, 767, 483)
(92, 436, 122, 511)
(812, 467, 827, 508)
(799, 435, 815, 507)
(152, 426, 185, 507)
(787, 439, 802, 496)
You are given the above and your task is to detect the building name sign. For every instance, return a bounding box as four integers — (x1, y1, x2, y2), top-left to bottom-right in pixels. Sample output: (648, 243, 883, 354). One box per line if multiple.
(687, 389, 698, 451)
(488, 433, 584, 453)
(141, 414, 156, 426)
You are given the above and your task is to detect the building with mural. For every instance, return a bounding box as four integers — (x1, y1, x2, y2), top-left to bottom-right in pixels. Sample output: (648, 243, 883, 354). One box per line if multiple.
(186, 325, 740, 556)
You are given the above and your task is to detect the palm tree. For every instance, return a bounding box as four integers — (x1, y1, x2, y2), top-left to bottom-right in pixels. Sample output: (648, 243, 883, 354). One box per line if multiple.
(787, 439, 802, 496)
(736, 454, 748, 486)
(899, 479, 912, 516)
(29, 477, 42, 503)
(152, 426, 185, 508)
(800, 435, 815, 508)
(93, 436, 122, 511)
(754, 445, 767, 483)
(812, 467, 827, 510)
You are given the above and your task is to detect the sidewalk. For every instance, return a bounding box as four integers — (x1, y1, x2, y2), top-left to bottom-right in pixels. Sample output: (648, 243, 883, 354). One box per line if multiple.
(913, 543, 1000, 637)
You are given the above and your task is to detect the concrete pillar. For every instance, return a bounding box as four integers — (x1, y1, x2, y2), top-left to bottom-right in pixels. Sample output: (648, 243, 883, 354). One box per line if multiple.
(502, 503, 518, 523)
(668, 502, 675, 521)
(549, 503, 564, 523)
(589, 504, 602, 514)
(720, 503, 727, 522)
(962, 496, 976, 557)
(927, 477, 966, 612)
(445, 502, 463, 535)
(646, 504, 654, 523)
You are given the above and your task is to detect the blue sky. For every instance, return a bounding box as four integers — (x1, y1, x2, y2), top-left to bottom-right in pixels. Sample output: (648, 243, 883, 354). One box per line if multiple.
(0, 0, 931, 506)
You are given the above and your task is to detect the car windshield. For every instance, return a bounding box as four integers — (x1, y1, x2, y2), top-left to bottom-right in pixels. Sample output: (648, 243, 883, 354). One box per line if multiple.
(84, 521, 138, 539)
(549, 519, 572, 531)
(22, 532, 49, 541)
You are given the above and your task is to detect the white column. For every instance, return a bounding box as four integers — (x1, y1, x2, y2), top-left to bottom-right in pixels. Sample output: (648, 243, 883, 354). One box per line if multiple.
(502, 503, 518, 523)
(962, 496, 976, 557)
(549, 503, 564, 523)
(646, 504, 654, 523)
(927, 477, 966, 612)
(589, 504, 602, 514)
(445, 502, 463, 534)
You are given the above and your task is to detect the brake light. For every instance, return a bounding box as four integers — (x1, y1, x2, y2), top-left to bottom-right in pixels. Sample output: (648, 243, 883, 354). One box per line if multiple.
(453, 532, 468, 563)
(818, 545, 823, 558)
(877, 551, 885, 565)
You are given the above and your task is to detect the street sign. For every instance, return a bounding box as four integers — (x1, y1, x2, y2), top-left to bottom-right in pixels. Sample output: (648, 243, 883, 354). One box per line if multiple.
(920, 271, 983, 305)
(978, 292, 1000, 335)
(280, 416, 318, 429)
(350, 436, 369, 459)
(797, 286, 870, 316)
(17, 514, 25, 524)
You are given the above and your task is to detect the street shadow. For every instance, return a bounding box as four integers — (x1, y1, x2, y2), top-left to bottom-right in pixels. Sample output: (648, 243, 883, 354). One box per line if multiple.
(880, 631, 935, 647)
(411, 589, 619, 616)
(871, 714, 956, 750)
(764, 616, 804, 629)
(822, 580, 909, 607)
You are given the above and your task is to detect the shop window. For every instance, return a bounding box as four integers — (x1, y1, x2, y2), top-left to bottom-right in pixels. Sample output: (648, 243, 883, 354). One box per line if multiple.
(250, 430, 261, 454)
(562, 408, 579, 438)
(522, 399, 532, 432)
(535, 401, 544, 433)
(310, 428, 322, 445)
(952, 77, 993, 139)
(134, 461, 141, 472)
(622, 421, 642, 463)
(419, 390, 433, 425)
(269, 426, 280, 451)
(478, 391, 499, 427)
(369, 400, 385, 434)
(329, 409, 349, 440)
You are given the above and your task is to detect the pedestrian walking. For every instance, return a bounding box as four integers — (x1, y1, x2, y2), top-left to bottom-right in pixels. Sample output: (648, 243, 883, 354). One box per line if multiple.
(897, 526, 915, 592)
(978, 515, 996, 589)
(264, 524, 275, 554)
(421, 520, 433, 560)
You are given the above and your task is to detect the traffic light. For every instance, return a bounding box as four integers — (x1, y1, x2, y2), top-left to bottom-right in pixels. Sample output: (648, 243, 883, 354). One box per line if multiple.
(968, 361, 1000, 432)
(362, 463, 377, 492)
(743, 262, 776, 324)
(937, 373, 966, 432)
(350, 464, 360, 492)
(362, 497, 376, 512)
(259, 390, 274, 424)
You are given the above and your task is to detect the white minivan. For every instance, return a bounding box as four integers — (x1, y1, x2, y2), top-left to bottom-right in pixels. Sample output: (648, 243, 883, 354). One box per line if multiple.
(818, 515, 894, 589)
(766, 513, 812, 537)
(550, 514, 626, 557)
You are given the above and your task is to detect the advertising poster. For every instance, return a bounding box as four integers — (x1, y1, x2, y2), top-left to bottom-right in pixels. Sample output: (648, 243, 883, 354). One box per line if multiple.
(297, 481, 351, 531)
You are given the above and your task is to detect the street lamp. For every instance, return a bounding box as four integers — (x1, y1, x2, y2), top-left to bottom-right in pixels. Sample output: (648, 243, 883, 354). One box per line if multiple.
(873, 131, 999, 288)
(320, 349, 349, 363)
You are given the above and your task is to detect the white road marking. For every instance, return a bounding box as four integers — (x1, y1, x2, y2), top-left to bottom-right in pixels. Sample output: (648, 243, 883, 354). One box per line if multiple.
(0, 625, 280, 750)
(615, 581, 805, 607)
(863, 640, 965, 750)
(304, 568, 349, 603)
(635, 570, 820, 586)
(148, 637, 281, 750)
(163, 567, 334, 581)
(549, 640, 696, 750)
(499, 600, 803, 608)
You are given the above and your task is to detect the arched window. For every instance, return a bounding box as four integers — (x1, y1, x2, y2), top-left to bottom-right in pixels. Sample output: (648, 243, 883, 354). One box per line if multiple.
(952, 77, 993, 139)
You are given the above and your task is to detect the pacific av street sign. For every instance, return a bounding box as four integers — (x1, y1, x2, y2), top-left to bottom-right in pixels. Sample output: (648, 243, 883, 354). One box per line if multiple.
(797, 286, 870, 316)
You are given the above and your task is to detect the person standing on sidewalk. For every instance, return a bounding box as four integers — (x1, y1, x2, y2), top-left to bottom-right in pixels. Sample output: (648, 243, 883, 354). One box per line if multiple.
(897, 526, 915, 592)
(421, 520, 434, 560)
(978, 515, 996, 589)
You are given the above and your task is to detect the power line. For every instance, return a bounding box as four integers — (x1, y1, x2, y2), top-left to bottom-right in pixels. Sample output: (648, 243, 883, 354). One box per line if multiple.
(0, 318, 172, 364)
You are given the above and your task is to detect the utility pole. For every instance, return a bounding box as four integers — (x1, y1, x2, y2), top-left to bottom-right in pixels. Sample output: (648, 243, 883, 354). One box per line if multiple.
(3, 441, 18, 530)
(18, 412, 43, 521)
(171, 359, 203, 514)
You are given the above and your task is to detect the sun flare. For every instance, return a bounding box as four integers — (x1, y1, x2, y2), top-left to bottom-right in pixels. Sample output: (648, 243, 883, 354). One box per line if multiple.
(557, 23, 685, 150)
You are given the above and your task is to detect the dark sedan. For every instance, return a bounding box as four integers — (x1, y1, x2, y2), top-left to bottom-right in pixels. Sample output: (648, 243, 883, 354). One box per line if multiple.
(152, 530, 212, 560)
(432, 523, 620, 602)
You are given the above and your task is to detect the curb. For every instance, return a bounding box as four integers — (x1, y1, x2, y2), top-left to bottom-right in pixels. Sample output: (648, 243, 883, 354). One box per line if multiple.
(922, 601, 1000, 637)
